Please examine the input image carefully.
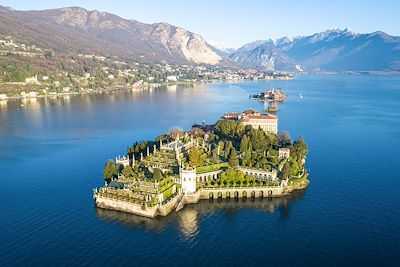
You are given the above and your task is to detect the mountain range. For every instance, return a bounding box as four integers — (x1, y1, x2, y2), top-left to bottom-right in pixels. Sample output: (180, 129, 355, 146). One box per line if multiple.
(228, 28, 400, 71)
(0, 6, 223, 65)
(1, 5, 400, 72)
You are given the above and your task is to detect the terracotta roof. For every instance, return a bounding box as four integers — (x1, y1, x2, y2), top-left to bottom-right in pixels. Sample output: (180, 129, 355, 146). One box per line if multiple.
(243, 109, 257, 115)
(246, 114, 277, 120)
(224, 112, 240, 117)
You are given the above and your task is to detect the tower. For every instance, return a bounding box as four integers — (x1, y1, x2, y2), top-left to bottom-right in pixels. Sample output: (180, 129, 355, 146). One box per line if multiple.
(180, 167, 197, 194)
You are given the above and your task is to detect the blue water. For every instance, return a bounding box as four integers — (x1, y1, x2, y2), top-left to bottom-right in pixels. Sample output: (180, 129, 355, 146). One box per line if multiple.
(0, 75, 399, 266)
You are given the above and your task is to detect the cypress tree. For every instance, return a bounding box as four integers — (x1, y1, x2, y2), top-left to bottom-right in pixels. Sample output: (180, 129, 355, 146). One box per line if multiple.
(228, 149, 239, 166)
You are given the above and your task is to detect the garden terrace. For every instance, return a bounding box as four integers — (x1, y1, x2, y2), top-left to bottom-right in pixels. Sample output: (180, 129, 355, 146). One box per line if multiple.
(97, 110, 309, 218)
(96, 187, 150, 205)
(196, 162, 229, 174)
(141, 150, 178, 171)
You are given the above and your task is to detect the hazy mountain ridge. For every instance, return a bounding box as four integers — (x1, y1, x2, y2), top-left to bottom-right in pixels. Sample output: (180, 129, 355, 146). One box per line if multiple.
(231, 28, 400, 71)
(230, 41, 296, 70)
(1, 5, 399, 71)
(0, 6, 223, 65)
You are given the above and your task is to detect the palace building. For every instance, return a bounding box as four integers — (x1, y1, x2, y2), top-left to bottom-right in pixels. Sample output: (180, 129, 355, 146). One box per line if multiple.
(224, 109, 278, 134)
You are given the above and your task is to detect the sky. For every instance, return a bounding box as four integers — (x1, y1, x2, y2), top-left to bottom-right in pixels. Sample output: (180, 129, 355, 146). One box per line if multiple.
(1, 0, 400, 48)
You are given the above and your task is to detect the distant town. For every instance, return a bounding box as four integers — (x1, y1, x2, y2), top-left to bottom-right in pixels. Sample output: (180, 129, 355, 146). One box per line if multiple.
(94, 109, 309, 218)
(0, 36, 293, 101)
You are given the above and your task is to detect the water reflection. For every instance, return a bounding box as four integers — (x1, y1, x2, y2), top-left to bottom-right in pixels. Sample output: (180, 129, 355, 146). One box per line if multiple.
(95, 188, 307, 237)
(1, 85, 201, 113)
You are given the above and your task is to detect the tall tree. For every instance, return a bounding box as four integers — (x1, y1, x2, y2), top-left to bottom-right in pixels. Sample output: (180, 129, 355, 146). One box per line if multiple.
(294, 137, 308, 156)
(228, 149, 239, 166)
(189, 147, 204, 167)
(240, 134, 249, 154)
(122, 165, 133, 177)
(225, 141, 233, 159)
(103, 160, 117, 180)
(280, 163, 291, 179)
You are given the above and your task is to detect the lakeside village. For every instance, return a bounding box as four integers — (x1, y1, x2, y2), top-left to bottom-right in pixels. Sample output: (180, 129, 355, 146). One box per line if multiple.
(93, 109, 309, 218)
(0, 36, 293, 101)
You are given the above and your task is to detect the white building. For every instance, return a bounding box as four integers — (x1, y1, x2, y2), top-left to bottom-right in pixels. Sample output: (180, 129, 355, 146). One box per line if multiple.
(167, 75, 177, 81)
(180, 167, 196, 194)
(25, 75, 38, 83)
(242, 112, 278, 134)
(28, 91, 37, 98)
(278, 148, 290, 159)
(0, 94, 7, 100)
(115, 156, 130, 167)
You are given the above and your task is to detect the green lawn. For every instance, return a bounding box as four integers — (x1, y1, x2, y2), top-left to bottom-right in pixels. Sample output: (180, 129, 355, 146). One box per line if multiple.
(197, 162, 229, 174)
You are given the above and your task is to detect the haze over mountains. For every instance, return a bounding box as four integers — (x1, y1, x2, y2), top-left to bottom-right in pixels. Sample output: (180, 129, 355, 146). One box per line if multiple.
(0, 6, 223, 65)
(229, 28, 400, 71)
(1, 5, 399, 72)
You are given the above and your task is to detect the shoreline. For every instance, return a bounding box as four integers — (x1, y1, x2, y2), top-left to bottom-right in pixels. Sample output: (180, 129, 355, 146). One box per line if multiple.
(0, 77, 294, 101)
(94, 176, 309, 218)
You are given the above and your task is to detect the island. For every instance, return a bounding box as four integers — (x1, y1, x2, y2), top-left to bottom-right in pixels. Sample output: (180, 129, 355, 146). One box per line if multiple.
(250, 88, 288, 102)
(93, 109, 309, 218)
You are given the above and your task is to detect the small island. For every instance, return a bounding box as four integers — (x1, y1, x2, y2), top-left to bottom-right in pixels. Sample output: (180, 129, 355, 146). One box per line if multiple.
(93, 109, 309, 218)
(250, 88, 288, 102)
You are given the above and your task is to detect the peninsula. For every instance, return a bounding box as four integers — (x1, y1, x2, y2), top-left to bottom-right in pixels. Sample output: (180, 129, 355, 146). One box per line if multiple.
(93, 109, 309, 218)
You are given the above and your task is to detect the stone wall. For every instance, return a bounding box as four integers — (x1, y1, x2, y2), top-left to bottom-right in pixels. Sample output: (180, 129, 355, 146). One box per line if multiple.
(198, 186, 283, 199)
(95, 196, 158, 218)
(158, 194, 181, 216)
(95, 183, 308, 218)
(185, 191, 201, 203)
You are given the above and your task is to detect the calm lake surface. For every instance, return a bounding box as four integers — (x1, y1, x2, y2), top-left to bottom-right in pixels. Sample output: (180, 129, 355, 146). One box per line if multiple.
(0, 75, 400, 266)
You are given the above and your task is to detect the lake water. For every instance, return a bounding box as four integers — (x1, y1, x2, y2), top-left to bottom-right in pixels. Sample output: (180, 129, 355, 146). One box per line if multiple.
(0, 75, 400, 266)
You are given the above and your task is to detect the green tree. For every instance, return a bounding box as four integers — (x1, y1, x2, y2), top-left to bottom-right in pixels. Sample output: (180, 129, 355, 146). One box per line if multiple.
(189, 147, 204, 167)
(122, 165, 134, 177)
(280, 162, 291, 179)
(153, 168, 163, 181)
(240, 134, 249, 154)
(228, 149, 239, 166)
(250, 128, 270, 152)
(224, 141, 233, 159)
(44, 50, 54, 59)
(214, 119, 242, 138)
(103, 160, 117, 180)
(293, 137, 308, 157)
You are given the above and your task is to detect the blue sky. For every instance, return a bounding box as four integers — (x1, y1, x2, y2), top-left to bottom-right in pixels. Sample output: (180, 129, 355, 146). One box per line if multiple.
(1, 0, 400, 47)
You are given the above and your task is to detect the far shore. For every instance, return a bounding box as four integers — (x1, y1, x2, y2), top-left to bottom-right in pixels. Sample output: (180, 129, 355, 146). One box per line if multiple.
(0, 77, 294, 101)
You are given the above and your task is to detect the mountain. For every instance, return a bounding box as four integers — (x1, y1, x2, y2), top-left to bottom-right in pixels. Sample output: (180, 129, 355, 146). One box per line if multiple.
(1, 5, 399, 72)
(207, 40, 237, 55)
(0, 6, 223, 65)
(236, 40, 269, 54)
(231, 28, 400, 71)
(230, 40, 296, 70)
